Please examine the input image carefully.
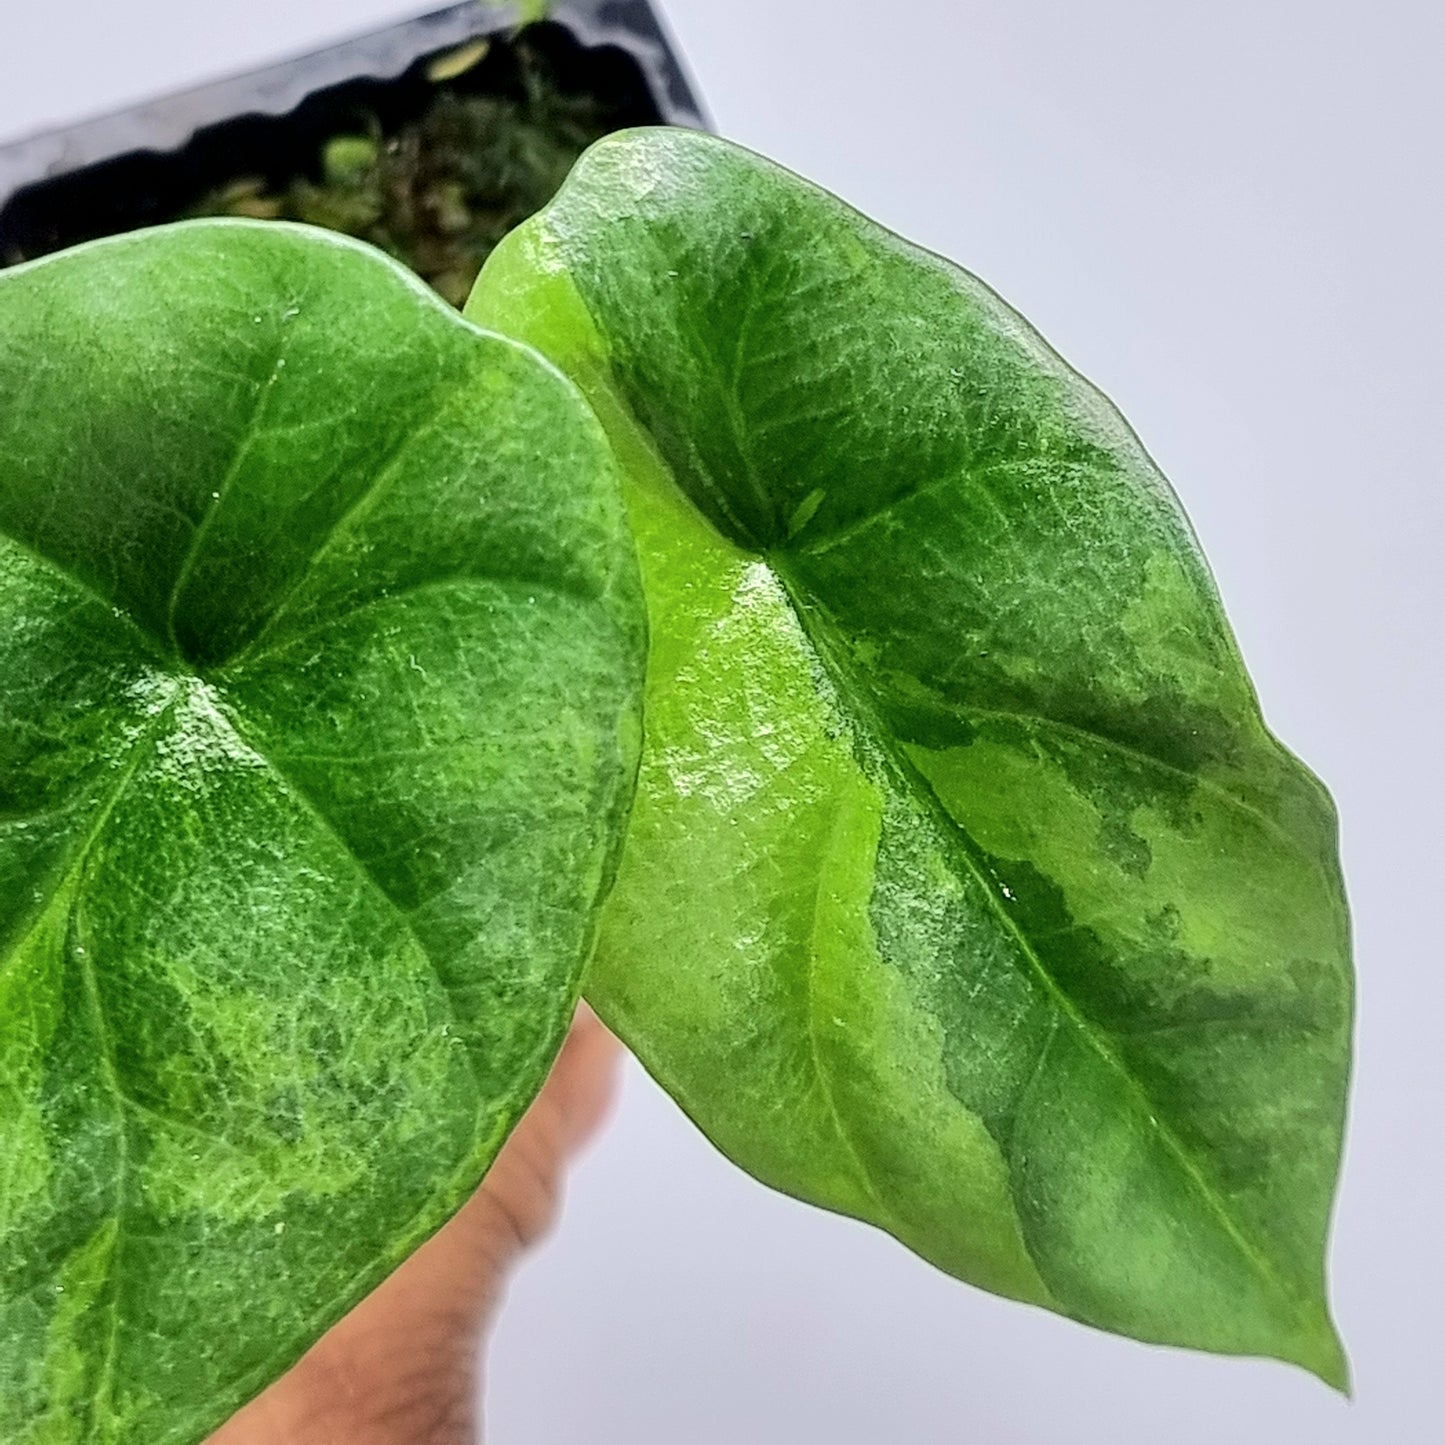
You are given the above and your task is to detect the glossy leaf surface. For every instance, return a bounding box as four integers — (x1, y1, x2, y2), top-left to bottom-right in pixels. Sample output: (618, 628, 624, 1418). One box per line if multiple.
(0, 221, 644, 1441)
(468, 129, 1353, 1382)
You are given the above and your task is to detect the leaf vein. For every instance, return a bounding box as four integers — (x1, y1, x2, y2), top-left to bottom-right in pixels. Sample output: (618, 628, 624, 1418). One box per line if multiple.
(163, 322, 293, 656)
(62, 704, 177, 1438)
(801, 799, 910, 1237)
(223, 572, 596, 674)
(212, 697, 484, 1106)
(955, 701, 1317, 867)
(224, 368, 473, 668)
(0, 528, 163, 659)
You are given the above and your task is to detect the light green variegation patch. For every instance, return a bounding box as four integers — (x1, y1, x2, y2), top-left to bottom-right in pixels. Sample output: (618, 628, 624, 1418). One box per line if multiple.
(468, 128, 1353, 1385)
(0, 221, 644, 1443)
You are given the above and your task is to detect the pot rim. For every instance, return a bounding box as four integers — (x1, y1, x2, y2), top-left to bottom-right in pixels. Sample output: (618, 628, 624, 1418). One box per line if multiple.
(0, 0, 709, 201)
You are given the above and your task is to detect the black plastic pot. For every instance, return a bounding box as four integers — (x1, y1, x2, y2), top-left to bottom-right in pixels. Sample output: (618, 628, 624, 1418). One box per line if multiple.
(0, 0, 708, 268)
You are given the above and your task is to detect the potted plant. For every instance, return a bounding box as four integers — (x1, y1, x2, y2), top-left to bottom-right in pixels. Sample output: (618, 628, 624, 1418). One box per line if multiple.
(0, 4, 1352, 1443)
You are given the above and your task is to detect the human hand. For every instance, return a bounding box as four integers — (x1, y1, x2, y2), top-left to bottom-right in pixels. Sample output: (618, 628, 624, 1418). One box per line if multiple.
(208, 1005, 621, 1445)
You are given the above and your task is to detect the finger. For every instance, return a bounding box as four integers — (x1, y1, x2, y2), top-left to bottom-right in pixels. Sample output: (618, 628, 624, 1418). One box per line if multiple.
(436, 1002, 622, 1282)
(527, 1001, 624, 1155)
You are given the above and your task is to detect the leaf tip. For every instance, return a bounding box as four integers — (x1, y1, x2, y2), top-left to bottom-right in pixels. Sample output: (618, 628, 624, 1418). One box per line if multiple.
(1296, 1313, 1351, 1396)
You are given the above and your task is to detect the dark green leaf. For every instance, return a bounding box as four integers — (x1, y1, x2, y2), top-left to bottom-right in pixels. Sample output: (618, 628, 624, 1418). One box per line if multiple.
(467, 129, 1352, 1383)
(0, 220, 644, 1441)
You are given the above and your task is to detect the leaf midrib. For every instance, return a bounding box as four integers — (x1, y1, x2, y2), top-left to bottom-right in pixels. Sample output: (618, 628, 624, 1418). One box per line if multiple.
(767, 554, 1305, 1321)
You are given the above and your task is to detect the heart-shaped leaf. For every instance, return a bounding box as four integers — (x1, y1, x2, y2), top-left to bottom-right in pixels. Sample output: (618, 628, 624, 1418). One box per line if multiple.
(0, 221, 644, 1441)
(468, 129, 1353, 1383)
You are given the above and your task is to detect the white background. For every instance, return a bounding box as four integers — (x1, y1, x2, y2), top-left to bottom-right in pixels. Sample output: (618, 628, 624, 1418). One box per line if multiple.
(3, 2, 1441, 1441)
